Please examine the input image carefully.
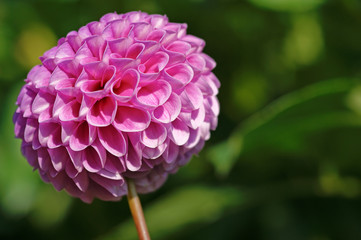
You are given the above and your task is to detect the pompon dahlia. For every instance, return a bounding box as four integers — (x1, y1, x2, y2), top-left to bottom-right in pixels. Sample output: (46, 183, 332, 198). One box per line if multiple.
(13, 11, 220, 203)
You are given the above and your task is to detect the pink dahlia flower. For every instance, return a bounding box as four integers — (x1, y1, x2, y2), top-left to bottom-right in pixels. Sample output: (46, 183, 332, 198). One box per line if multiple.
(13, 11, 220, 203)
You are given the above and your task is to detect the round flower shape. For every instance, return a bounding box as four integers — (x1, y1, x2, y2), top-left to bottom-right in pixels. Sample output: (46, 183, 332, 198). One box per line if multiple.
(13, 11, 220, 203)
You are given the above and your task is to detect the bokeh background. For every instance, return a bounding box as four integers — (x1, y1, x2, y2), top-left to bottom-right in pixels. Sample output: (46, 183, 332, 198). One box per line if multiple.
(1, 0, 361, 239)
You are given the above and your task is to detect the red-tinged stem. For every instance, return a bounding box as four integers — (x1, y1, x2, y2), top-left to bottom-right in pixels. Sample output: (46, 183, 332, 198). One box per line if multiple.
(127, 179, 151, 240)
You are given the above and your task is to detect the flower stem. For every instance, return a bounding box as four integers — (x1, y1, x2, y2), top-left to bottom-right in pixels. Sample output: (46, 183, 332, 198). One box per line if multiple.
(126, 179, 151, 240)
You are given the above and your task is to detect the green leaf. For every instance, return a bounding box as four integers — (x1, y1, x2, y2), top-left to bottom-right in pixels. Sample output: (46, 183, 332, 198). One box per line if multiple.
(208, 79, 361, 176)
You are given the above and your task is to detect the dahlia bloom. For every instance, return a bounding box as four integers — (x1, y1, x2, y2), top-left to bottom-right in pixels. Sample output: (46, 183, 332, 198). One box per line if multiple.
(13, 11, 220, 203)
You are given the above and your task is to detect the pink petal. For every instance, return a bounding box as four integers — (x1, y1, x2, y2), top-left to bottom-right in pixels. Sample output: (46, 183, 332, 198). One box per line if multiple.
(86, 36, 106, 59)
(61, 121, 78, 144)
(125, 43, 145, 59)
(104, 153, 126, 173)
(163, 63, 194, 89)
(38, 122, 62, 149)
(150, 14, 168, 28)
(66, 147, 83, 172)
(152, 93, 181, 123)
(187, 53, 206, 73)
(169, 118, 190, 146)
(111, 68, 139, 102)
(83, 61, 107, 80)
(32, 91, 55, 115)
(24, 118, 38, 143)
(109, 57, 138, 72)
(179, 83, 203, 111)
(87, 97, 117, 127)
(140, 122, 167, 148)
(107, 37, 133, 57)
(125, 133, 143, 171)
(59, 100, 81, 121)
(102, 20, 132, 40)
(57, 59, 82, 78)
(130, 22, 152, 40)
(55, 41, 75, 59)
(48, 147, 68, 172)
(136, 80, 171, 107)
(138, 52, 168, 74)
(69, 121, 96, 151)
(163, 141, 179, 164)
(98, 124, 127, 157)
(113, 106, 151, 132)
(37, 148, 51, 172)
(82, 148, 102, 172)
(90, 174, 125, 197)
(73, 170, 89, 192)
(20, 87, 37, 118)
(143, 142, 167, 159)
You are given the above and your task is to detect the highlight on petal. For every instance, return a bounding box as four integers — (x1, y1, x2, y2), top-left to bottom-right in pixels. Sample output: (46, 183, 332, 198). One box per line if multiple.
(31, 91, 55, 115)
(169, 118, 190, 146)
(179, 82, 203, 111)
(87, 97, 117, 127)
(136, 80, 171, 107)
(98, 124, 127, 157)
(111, 68, 139, 102)
(69, 121, 96, 151)
(113, 106, 150, 132)
(140, 122, 167, 148)
(152, 93, 181, 123)
(163, 63, 194, 89)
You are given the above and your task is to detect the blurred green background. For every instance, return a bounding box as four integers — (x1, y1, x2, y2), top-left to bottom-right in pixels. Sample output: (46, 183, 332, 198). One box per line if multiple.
(1, 0, 361, 239)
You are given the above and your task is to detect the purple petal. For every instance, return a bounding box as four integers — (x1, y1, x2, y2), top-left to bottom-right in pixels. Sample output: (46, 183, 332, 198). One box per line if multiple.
(111, 68, 139, 102)
(90, 173, 125, 197)
(163, 63, 194, 89)
(24, 118, 38, 143)
(69, 121, 96, 151)
(136, 80, 171, 107)
(104, 153, 126, 173)
(179, 83, 203, 111)
(87, 97, 117, 127)
(31, 91, 54, 115)
(73, 170, 89, 192)
(61, 121, 77, 144)
(48, 147, 68, 172)
(152, 93, 181, 123)
(59, 100, 81, 121)
(139, 52, 168, 74)
(108, 38, 133, 56)
(66, 147, 83, 172)
(140, 122, 167, 148)
(113, 106, 150, 132)
(55, 41, 75, 59)
(82, 146, 103, 173)
(102, 20, 132, 40)
(98, 124, 127, 157)
(38, 122, 62, 149)
(125, 43, 145, 59)
(37, 148, 51, 172)
(86, 36, 106, 59)
(169, 118, 190, 146)
(125, 133, 143, 171)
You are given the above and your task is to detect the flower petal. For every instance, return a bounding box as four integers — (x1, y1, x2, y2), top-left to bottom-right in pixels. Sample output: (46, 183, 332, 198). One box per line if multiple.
(87, 97, 117, 127)
(111, 68, 139, 102)
(169, 118, 190, 146)
(136, 80, 171, 107)
(140, 122, 167, 148)
(179, 82, 203, 111)
(98, 124, 127, 157)
(69, 121, 96, 151)
(113, 106, 150, 132)
(152, 93, 181, 123)
(163, 63, 194, 89)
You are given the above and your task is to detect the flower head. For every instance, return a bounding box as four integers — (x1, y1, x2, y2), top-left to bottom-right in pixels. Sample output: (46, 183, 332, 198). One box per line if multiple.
(13, 11, 220, 202)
